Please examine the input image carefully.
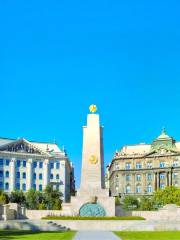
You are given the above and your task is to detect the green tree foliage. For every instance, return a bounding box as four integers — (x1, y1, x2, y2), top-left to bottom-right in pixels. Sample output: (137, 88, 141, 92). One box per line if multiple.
(153, 186, 180, 207)
(0, 190, 9, 204)
(9, 191, 26, 206)
(139, 196, 155, 210)
(43, 185, 62, 210)
(115, 197, 121, 206)
(25, 189, 43, 210)
(122, 196, 139, 210)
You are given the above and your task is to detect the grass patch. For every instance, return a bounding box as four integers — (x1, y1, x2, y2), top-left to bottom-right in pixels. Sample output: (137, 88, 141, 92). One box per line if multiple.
(115, 231, 180, 240)
(0, 230, 75, 240)
(42, 216, 145, 220)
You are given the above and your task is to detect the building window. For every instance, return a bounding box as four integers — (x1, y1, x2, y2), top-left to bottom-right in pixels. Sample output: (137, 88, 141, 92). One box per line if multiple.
(16, 183, 20, 190)
(0, 171, 3, 177)
(50, 174, 53, 180)
(126, 174, 131, 181)
(56, 174, 59, 180)
(5, 182, 9, 190)
(125, 163, 131, 170)
(136, 163, 142, 169)
(33, 162, 37, 168)
(136, 174, 141, 181)
(33, 184, 36, 190)
(160, 183, 165, 189)
(23, 161, 26, 167)
(33, 173, 36, 180)
(115, 162, 120, 170)
(22, 183, 26, 191)
(173, 161, 178, 167)
(126, 185, 131, 194)
(56, 185, 59, 191)
(147, 173, 152, 181)
(6, 159, 10, 166)
(147, 184, 152, 193)
(0, 159, 3, 166)
(50, 163, 54, 169)
(39, 173, 43, 180)
(160, 162, 165, 168)
(173, 173, 178, 179)
(39, 184, 42, 191)
(39, 162, 43, 168)
(160, 173, 165, 179)
(17, 160, 21, 167)
(23, 172, 26, 179)
(147, 162, 152, 169)
(5, 171, 9, 178)
(174, 182, 178, 187)
(0, 182, 3, 189)
(56, 162, 60, 169)
(136, 185, 141, 193)
(16, 172, 20, 179)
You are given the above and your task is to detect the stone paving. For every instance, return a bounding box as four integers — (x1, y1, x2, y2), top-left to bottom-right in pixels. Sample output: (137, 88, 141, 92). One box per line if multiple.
(73, 231, 120, 240)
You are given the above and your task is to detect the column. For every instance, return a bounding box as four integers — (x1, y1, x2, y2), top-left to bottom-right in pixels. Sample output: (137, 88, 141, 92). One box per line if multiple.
(132, 173, 135, 194)
(9, 158, 16, 192)
(154, 172, 157, 191)
(166, 172, 169, 186)
(60, 160, 66, 201)
(157, 172, 160, 189)
(27, 159, 33, 190)
(43, 159, 49, 189)
(169, 171, 172, 186)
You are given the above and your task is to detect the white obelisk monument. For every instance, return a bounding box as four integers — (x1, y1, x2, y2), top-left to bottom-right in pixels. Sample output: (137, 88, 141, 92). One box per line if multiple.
(70, 105, 115, 216)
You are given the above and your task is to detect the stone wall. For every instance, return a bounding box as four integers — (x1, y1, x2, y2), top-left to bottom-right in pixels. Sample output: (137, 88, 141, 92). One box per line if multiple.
(25, 204, 72, 220)
(116, 204, 180, 221)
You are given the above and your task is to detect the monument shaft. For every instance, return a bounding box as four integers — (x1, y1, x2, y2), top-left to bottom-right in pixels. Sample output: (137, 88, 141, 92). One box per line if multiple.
(81, 114, 105, 190)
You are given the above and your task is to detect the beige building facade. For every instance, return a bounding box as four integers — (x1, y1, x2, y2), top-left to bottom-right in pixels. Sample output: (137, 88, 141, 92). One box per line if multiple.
(108, 129, 180, 197)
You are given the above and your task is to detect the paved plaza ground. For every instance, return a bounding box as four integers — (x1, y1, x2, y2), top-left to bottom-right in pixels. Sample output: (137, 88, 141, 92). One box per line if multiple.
(73, 231, 120, 240)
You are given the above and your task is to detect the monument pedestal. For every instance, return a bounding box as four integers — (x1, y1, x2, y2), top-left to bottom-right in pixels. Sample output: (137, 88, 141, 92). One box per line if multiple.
(64, 106, 115, 216)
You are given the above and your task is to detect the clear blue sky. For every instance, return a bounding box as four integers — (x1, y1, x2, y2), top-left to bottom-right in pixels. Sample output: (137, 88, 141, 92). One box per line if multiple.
(0, 1, 180, 187)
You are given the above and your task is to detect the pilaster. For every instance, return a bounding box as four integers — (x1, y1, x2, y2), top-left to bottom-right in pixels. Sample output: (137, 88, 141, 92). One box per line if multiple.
(43, 159, 49, 189)
(9, 158, 16, 192)
(27, 159, 33, 190)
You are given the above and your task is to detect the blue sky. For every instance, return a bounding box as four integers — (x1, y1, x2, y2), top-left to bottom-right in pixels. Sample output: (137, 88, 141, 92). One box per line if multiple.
(0, 0, 180, 187)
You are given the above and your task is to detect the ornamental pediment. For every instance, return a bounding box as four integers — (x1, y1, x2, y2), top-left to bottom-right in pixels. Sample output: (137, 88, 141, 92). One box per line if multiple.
(144, 147, 179, 157)
(0, 138, 48, 155)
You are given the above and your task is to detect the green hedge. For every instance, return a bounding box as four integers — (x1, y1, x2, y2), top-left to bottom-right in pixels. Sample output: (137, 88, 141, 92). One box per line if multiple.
(42, 216, 145, 220)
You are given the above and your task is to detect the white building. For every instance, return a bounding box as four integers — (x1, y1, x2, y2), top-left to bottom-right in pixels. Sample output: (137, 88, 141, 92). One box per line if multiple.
(0, 137, 75, 202)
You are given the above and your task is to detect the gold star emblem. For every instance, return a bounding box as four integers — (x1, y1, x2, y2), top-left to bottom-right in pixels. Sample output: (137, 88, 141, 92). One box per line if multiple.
(89, 104, 97, 113)
(89, 155, 98, 164)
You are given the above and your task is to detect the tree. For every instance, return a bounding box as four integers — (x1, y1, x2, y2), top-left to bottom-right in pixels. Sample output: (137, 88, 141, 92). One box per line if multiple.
(43, 185, 63, 210)
(139, 196, 155, 210)
(25, 189, 43, 210)
(9, 191, 26, 206)
(153, 186, 180, 207)
(0, 191, 9, 205)
(122, 196, 139, 210)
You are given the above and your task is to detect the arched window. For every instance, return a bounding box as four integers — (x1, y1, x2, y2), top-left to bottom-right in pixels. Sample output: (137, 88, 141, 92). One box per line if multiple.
(16, 183, 20, 190)
(22, 183, 26, 191)
(39, 173, 43, 180)
(39, 184, 42, 191)
(147, 184, 152, 193)
(56, 174, 59, 180)
(126, 185, 131, 194)
(50, 174, 53, 180)
(23, 172, 26, 179)
(5, 171, 9, 178)
(5, 182, 9, 190)
(136, 184, 141, 193)
(136, 174, 141, 181)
